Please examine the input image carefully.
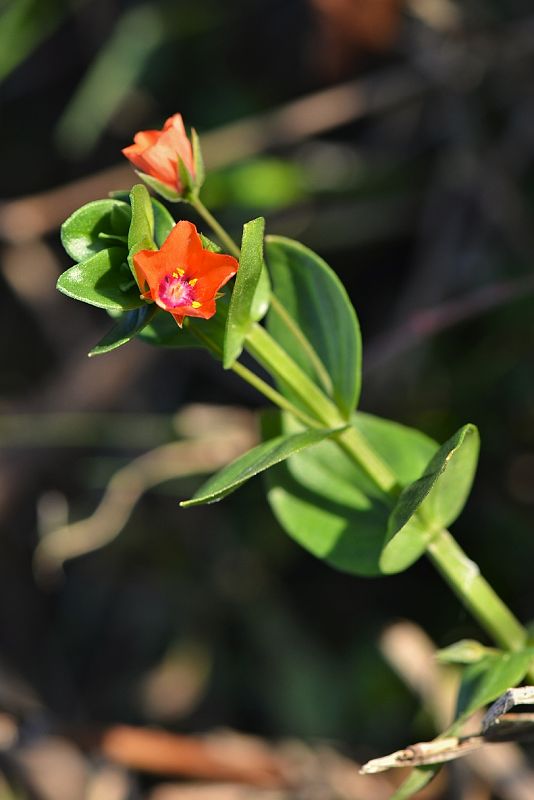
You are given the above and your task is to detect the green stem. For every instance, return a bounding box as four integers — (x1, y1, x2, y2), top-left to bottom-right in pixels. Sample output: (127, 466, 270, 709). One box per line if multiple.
(245, 323, 340, 425)
(230, 362, 321, 430)
(188, 326, 320, 429)
(189, 195, 241, 259)
(269, 294, 334, 396)
(245, 323, 400, 493)
(427, 529, 527, 653)
(335, 426, 399, 495)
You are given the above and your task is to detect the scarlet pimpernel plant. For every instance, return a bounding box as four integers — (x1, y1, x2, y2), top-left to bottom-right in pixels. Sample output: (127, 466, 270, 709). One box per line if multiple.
(57, 115, 534, 799)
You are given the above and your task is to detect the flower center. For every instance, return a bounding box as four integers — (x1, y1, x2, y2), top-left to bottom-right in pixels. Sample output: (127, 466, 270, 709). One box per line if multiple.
(157, 269, 200, 310)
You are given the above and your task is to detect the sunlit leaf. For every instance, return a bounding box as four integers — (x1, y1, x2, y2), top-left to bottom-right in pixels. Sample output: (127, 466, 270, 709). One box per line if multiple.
(182, 425, 344, 507)
(380, 425, 479, 573)
(223, 216, 265, 368)
(456, 650, 533, 722)
(61, 199, 130, 262)
(57, 248, 144, 311)
(265, 412, 437, 576)
(266, 236, 361, 418)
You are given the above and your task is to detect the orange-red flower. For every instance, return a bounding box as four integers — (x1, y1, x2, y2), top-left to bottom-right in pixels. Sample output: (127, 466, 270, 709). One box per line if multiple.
(133, 221, 238, 327)
(122, 114, 195, 195)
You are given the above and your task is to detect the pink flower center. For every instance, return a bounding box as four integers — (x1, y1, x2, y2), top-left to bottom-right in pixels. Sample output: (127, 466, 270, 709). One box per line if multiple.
(157, 270, 200, 310)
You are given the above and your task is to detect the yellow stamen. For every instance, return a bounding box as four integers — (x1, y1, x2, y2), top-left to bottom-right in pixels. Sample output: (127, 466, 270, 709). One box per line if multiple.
(173, 268, 185, 278)
(191, 301, 202, 308)
(188, 278, 198, 287)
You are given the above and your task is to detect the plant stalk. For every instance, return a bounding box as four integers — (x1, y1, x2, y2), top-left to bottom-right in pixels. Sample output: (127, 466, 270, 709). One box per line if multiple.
(427, 529, 527, 653)
(269, 294, 334, 396)
(189, 196, 241, 259)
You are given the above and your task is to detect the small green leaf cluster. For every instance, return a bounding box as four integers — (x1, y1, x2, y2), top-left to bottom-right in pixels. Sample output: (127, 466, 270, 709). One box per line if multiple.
(58, 184, 175, 355)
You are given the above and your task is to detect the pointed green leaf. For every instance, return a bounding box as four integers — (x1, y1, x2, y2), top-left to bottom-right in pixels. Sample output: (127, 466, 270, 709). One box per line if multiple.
(181, 426, 344, 507)
(265, 412, 437, 576)
(57, 248, 144, 311)
(135, 170, 180, 202)
(128, 184, 155, 257)
(380, 424, 480, 574)
(107, 188, 174, 248)
(250, 261, 271, 323)
(436, 640, 499, 665)
(199, 234, 222, 253)
(178, 155, 195, 198)
(265, 236, 361, 418)
(223, 217, 265, 368)
(456, 650, 533, 721)
(61, 199, 131, 262)
(191, 127, 205, 189)
(89, 304, 158, 356)
(388, 767, 440, 800)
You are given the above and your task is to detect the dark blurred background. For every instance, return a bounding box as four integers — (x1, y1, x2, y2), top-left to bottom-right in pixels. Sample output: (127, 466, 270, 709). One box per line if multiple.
(1, 1, 534, 798)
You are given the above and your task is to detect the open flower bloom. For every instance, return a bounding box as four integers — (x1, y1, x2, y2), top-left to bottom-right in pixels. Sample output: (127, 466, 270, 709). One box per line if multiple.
(133, 221, 238, 327)
(122, 114, 195, 195)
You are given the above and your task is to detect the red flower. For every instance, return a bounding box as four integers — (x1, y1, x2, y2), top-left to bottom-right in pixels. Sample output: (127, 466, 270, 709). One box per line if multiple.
(122, 114, 195, 195)
(133, 221, 238, 327)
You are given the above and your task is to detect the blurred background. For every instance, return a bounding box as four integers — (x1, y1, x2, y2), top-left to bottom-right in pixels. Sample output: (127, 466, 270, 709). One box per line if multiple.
(2, 0, 534, 798)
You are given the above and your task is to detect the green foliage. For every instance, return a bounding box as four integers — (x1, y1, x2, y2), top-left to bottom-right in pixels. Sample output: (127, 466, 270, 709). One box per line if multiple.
(389, 768, 439, 800)
(223, 217, 266, 368)
(89, 305, 159, 357)
(436, 640, 499, 664)
(264, 412, 437, 576)
(136, 171, 180, 202)
(380, 425, 479, 573)
(265, 236, 361, 418)
(127, 184, 156, 281)
(57, 248, 144, 311)
(58, 187, 172, 352)
(191, 128, 205, 190)
(456, 650, 533, 722)
(181, 425, 344, 507)
(201, 157, 306, 210)
(61, 199, 130, 263)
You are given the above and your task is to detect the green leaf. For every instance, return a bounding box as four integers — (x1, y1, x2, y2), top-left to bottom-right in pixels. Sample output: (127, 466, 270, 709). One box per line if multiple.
(57, 248, 145, 311)
(265, 236, 361, 418)
(388, 767, 440, 800)
(181, 426, 343, 507)
(381, 424, 480, 574)
(436, 640, 499, 665)
(61, 199, 131, 262)
(178, 155, 195, 198)
(136, 170, 180, 202)
(89, 304, 158, 356)
(199, 234, 222, 253)
(223, 217, 265, 368)
(191, 128, 205, 189)
(103, 190, 173, 249)
(456, 650, 533, 721)
(151, 197, 175, 247)
(265, 412, 437, 577)
(250, 262, 271, 323)
(128, 184, 155, 259)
